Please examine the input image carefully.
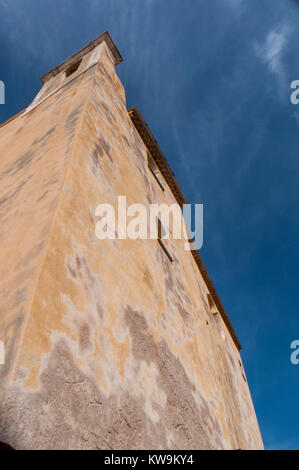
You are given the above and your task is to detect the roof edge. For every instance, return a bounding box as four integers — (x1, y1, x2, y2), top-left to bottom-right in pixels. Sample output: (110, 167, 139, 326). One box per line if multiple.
(128, 106, 242, 351)
(40, 31, 123, 83)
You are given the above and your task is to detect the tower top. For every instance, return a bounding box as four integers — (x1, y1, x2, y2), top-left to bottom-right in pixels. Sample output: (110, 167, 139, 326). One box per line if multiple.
(40, 31, 123, 83)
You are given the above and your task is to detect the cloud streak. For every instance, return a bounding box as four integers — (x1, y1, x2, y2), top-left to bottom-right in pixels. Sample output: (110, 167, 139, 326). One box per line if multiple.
(254, 24, 290, 97)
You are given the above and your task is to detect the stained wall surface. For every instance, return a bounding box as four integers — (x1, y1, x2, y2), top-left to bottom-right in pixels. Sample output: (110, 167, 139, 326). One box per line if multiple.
(0, 36, 263, 450)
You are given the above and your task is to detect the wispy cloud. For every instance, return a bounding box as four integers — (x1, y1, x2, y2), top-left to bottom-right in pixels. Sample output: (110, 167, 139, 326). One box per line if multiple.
(254, 24, 290, 96)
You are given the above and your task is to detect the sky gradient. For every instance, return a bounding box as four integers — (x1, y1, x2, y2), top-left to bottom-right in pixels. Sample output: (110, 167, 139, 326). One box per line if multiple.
(0, 0, 299, 450)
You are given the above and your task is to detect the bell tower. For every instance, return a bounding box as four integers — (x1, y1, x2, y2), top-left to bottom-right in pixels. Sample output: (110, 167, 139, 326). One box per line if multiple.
(0, 32, 263, 450)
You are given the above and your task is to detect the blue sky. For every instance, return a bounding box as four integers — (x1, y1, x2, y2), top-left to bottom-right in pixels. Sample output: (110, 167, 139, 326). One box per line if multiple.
(0, 0, 299, 450)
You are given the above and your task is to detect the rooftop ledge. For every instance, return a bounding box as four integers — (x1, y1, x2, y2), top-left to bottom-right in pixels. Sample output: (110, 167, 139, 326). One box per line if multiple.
(40, 31, 123, 83)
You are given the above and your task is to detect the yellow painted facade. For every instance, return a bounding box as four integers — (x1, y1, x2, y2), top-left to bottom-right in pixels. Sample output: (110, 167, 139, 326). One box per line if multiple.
(0, 32, 263, 450)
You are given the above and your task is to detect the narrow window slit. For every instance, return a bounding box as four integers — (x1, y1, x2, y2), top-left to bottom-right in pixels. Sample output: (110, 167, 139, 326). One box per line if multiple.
(157, 218, 173, 263)
(207, 293, 218, 315)
(147, 152, 165, 191)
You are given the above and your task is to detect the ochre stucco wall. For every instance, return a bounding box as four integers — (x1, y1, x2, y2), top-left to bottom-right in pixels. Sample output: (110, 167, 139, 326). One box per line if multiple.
(0, 38, 263, 450)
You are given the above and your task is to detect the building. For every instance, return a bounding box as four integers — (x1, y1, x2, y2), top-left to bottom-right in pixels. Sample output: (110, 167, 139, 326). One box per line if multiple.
(0, 32, 263, 450)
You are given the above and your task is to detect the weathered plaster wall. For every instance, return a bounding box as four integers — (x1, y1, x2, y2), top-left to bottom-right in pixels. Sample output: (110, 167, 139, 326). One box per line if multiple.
(0, 61, 97, 384)
(0, 38, 263, 450)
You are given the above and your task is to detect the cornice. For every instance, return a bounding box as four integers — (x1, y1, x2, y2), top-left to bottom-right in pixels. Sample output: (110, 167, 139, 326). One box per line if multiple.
(128, 106, 242, 351)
